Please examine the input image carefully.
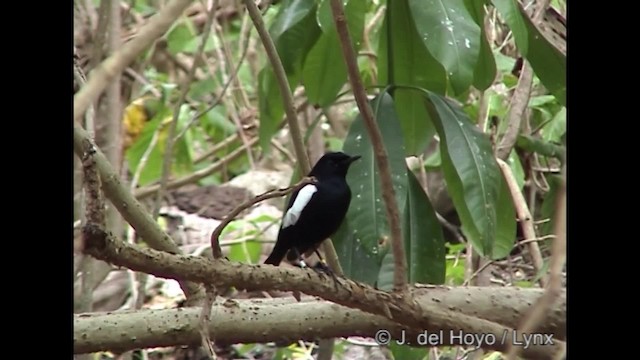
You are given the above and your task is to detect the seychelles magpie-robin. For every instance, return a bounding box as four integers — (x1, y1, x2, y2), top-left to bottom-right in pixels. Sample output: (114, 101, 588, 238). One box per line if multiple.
(264, 152, 361, 269)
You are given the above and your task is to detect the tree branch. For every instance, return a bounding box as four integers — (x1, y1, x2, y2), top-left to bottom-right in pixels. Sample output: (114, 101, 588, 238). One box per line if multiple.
(75, 292, 564, 357)
(506, 166, 566, 360)
(81, 229, 565, 359)
(496, 159, 545, 286)
(496, 0, 551, 160)
(74, 0, 195, 122)
(329, 0, 406, 292)
(74, 123, 203, 300)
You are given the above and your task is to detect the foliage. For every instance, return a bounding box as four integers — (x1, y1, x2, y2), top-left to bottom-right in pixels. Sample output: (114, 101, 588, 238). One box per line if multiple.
(86, 0, 567, 356)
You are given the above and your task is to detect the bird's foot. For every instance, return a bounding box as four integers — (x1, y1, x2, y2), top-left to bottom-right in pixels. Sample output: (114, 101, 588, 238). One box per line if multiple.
(311, 260, 340, 289)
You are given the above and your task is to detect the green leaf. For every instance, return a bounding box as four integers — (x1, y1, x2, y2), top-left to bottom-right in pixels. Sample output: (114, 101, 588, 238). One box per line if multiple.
(269, 0, 320, 74)
(302, 32, 345, 106)
(166, 22, 194, 54)
(445, 253, 466, 285)
(388, 343, 429, 360)
(258, 0, 321, 152)
(376, 251, 395, 291)
(316, 0, 335, 32)
(409, 0, 482, 94)
(492, 171, 517, 259)
(424, 147, 442, 169)
(377, 170, 446, 290)
(126, 104, 193, 186)
(333, 93, 408, 286)
(427, 93, 501, 257)
(473, 28, 497, 90)
(379, 0, 445, 154)
(302, 0, 366, 107)
(269, 0, 316, 40)
(508, 150, 525, 190)
(173, 105, 195, 177)
(200, 105, 236, 140)
(543, 107, 566, 143)
(539, 174, 562, 236)
(492, 0, 566, 105)
(464, 0, 496, 90)
(229, 240, 263, 264)
(404, 170, 446, 284)
(257, 67, 298, 153)
(491, 0, 528, 50)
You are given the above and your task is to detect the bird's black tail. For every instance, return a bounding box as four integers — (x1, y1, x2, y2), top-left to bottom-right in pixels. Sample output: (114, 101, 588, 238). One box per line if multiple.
(264, 244, 288, 266)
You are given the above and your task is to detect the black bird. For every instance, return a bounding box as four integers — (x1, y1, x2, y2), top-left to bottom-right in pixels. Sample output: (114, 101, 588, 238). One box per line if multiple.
(264, 151, 361, 269)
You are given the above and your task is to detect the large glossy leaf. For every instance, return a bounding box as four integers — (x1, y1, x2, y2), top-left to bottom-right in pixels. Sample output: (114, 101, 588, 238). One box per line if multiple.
(492, 0, 566, 105)
(258, 1, 320, 152)
(258, 68, 298, 151)
(302, 0, 366, 107)
(333, 93, 408, 285)
(377, 170, 447, 290)
(409, 0, 481, 94)
(378, 0, 445, 155)
(464, 0, 496, 90)
(270, 0, 315, 39)
(492, 171, 517, 259)
(426, 93, 501, 257)
(404, 170, 446, 283)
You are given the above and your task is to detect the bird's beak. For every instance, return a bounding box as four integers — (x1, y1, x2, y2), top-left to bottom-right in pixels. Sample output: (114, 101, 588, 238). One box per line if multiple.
(347, 155, 361, 164)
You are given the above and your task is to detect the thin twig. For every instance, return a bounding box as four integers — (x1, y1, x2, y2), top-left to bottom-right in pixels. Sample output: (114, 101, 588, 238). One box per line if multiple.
(135, 137, 258, 199)
(496, 62, 533, 160)
(153, 0, 219, 220)
(210, 20, 255, 169)
(496, 0, 551, 160)
(74, 0, 195, 122)
(173, 37, 250, 143)
(124, 68, 162, 98)
(194, 133, 239, 164)
(329, 0, 406, 292)
(462, 259, 494, 286)
(210, 177, 317, 259)
(436, 212, 465, 244)
(271, 138, 296, 164)
(518, 234, 556, 246)
(496, 158, 545, 286)
(506, 166, 565, 360)
(242, 0, 310, 173)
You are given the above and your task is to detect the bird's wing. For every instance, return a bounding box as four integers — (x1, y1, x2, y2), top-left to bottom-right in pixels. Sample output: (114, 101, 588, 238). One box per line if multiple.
(282, 184, 317, 228)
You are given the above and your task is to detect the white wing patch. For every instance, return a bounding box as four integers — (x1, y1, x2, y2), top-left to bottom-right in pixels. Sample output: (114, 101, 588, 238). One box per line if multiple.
(282, 184, 317, 228)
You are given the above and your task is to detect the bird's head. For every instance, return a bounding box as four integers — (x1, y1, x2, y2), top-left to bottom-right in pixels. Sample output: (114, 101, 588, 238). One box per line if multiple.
(309, 152, 361, 180)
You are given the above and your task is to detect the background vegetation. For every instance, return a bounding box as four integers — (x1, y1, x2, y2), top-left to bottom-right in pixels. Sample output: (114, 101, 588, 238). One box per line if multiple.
(74, 0, 566, 359)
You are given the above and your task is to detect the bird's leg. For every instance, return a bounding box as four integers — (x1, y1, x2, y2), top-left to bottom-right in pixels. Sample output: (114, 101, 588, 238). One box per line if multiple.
(312, 249, 340, 288)
(287, 248, 308, 268)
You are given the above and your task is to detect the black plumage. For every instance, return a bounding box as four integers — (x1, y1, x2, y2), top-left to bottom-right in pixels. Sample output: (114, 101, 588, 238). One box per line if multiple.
(264, 152, 361, 268)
